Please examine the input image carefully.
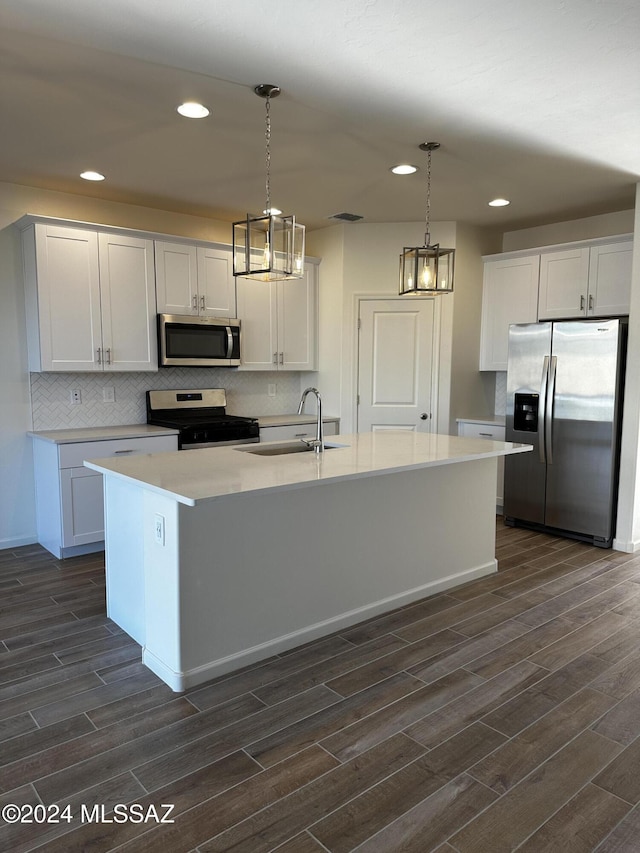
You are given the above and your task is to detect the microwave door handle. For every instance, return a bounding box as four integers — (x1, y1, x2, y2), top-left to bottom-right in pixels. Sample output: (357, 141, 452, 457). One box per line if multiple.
(226, 326, 234, 358)
(539, 356, 549, 464)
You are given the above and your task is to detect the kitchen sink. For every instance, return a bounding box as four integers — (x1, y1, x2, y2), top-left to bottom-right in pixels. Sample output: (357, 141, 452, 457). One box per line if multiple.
(237, 442, 346, 457)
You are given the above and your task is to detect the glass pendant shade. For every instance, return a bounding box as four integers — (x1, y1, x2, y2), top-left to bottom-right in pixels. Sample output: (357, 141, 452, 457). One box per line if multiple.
(399, 244, 454, 295)
(233, 213, 305, 281)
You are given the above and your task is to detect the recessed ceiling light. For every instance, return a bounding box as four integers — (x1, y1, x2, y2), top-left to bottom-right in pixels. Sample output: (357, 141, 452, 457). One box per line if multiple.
(391, 164, 418, 175)
(488, 198, 510, 207)
(177, 102, 210, 119)
(80, 171, 105, 181)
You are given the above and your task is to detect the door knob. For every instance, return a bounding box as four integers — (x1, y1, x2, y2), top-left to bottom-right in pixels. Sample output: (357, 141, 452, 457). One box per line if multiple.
(420, 413, 428, 420)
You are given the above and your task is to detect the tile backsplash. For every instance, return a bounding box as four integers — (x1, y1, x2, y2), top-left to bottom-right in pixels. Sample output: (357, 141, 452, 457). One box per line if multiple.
(495, 371, 507, 416)
(30, 370, 304, 431)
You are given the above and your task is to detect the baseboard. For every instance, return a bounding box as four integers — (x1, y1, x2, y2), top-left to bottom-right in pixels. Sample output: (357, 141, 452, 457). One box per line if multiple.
(612, 537, 640, 553)
(145, 558, 498, 692)
(0, 534, 38, 551)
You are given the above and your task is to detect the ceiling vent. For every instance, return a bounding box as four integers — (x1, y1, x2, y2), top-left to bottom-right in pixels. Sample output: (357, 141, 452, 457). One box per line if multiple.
(327, 212, 363, 222)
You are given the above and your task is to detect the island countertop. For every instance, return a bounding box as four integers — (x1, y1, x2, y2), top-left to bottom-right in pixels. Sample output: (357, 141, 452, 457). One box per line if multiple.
(85, 430, 531, 507)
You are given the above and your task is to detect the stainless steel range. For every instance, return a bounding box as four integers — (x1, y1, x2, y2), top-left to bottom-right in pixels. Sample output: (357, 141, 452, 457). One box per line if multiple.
(146, 388, 259, 449)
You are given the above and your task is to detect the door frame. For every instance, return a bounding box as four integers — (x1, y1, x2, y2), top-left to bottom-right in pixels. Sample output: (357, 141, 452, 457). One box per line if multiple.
(353, 292, 443, 433)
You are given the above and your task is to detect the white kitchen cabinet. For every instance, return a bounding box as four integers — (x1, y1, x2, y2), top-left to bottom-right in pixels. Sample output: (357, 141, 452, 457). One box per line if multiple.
(587, 241, 633, 317)
(236, 260, 318, 370)
(457, 419, 506, 512)
(22, 221, 157, 371)
(31, 432, 178, 558)
(537, 239, 632, 320)
(155, 240, 236, 318)
(260, 420, 339, 443)
(479, 254, 540, 371)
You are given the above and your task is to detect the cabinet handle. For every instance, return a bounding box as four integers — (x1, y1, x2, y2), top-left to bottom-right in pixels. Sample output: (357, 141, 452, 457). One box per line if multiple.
(580, 294, 585, 311)
(105, 348, 112, 365)
(479, 432, 493, 437)
(589, 294, 594, 311)
(200, 295, 205, 310)
(279, 352, 284, 365)
(96, 348, 102, 365)
(192, 295, 198, 310)
(273, 352, 278, 364)
(114, 449, 134, 454)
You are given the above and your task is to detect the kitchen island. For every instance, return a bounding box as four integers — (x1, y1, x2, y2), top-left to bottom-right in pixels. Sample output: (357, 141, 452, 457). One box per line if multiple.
(86, 431, 531, 691)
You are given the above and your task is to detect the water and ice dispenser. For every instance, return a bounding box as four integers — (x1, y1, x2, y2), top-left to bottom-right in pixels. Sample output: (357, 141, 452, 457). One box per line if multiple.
(513, 393, 539, 432)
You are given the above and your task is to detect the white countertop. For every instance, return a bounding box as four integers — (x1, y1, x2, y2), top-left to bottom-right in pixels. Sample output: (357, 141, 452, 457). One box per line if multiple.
(256, 414, 340, 427)
(85, 430, 532, 507)
(28, 424, 180, 444)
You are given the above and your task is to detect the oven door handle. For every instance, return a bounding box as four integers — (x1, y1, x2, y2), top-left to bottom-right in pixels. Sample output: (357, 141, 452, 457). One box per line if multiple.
(226, 326, 234, 359)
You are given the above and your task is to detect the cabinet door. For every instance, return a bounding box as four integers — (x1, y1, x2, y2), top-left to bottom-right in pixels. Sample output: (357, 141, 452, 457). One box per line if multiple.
(457, 421, 506, 509)
(588, 241, 632, 317)
(197, 246, 237, 317)
(30, 224, 103, 371)
(155, 241, 198, 314)
(278, 264, 318, 370)
(60, 466, 105, 547)
(538, 247, 590, 320)
(479, 255, 540, 371)
(99, 234, 157, 371)
(236, 278, 279, 369)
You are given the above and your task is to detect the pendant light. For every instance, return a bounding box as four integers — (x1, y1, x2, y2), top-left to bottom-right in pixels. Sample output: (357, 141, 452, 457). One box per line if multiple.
(233, 84, 305, 281)
(399, 142, 454, 295)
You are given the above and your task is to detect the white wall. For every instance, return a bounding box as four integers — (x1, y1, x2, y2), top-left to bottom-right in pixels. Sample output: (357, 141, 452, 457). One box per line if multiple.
(502, 210, 635, 251)
(308, 221, 458, 434)
(0, 225, 36, 547)
(615, 187, 640, 551)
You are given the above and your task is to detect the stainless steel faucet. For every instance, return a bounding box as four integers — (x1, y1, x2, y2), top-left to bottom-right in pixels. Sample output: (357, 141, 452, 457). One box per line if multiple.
(297, 387, 324, 453)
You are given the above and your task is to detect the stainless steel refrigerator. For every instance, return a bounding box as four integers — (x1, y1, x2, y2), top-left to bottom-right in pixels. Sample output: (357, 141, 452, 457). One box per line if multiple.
(504, 318, 627, 547)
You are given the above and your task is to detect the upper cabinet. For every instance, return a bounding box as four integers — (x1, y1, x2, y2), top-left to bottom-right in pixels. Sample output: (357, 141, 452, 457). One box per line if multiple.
(481, 235, 633, 371)
(22, 221, 157, 372)
(538, 239, 632, 320)
(236, 261, 318, 371)
(479, 254, 540, 371)
(155, 240, 236, 318)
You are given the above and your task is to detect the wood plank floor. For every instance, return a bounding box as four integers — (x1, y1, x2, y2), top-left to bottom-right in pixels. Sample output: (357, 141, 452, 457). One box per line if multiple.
(2, 522, 640, 851)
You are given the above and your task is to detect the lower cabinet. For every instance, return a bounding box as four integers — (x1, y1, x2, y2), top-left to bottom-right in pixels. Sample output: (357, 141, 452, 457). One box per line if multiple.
(32, 433, 177, 558)
(260, 420, 339, 443)
(457, 420, 506, 512)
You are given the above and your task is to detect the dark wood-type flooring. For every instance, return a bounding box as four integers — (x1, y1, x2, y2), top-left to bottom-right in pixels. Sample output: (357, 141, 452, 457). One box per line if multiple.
(3, 522, 640, 851)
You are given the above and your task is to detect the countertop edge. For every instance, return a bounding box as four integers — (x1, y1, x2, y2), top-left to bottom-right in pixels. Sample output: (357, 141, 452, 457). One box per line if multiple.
(28, 425, 180, 444)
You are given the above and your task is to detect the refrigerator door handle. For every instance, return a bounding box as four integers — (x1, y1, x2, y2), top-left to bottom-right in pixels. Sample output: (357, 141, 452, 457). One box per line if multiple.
(539, 356, 550, 464)
(545, 356, 557, 465)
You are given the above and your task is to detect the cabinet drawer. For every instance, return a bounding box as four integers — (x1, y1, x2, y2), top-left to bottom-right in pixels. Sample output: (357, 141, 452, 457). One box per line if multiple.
(58, 435, 177, 468)
(260, 421, 338, 443)
(458, 422, 505, 441)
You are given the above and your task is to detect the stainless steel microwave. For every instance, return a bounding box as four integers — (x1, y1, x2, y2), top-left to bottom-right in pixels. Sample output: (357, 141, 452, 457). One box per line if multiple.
(158, 314, 241, 367)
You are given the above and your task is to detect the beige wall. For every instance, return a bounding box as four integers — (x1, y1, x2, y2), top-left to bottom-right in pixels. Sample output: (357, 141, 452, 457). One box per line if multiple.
(502, 210, 635, 252)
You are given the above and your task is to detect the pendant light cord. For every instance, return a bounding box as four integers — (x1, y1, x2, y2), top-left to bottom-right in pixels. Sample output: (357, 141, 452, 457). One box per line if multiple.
(424, 146, 431, 247)
(264, 93, 272, 216)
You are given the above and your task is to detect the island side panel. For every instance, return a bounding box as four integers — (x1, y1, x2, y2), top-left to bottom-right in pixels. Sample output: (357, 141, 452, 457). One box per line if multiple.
(140, 457, 497, 690)
(103, 476, 146, 645)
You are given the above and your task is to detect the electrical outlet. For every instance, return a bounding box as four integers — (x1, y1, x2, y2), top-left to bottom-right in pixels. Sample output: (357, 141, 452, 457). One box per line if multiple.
(70, 389, 82, 405)
(268, 383, 277, 397)
(102, 386, 116, 403)
(154, 513, 165, 546)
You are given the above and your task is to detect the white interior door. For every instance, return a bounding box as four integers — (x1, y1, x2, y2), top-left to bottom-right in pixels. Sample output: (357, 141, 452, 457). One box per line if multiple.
(357, 298, 436, 432)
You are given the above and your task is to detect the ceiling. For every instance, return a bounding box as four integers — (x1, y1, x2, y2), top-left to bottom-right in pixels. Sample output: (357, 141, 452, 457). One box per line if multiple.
(1, 0, 639, 233)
